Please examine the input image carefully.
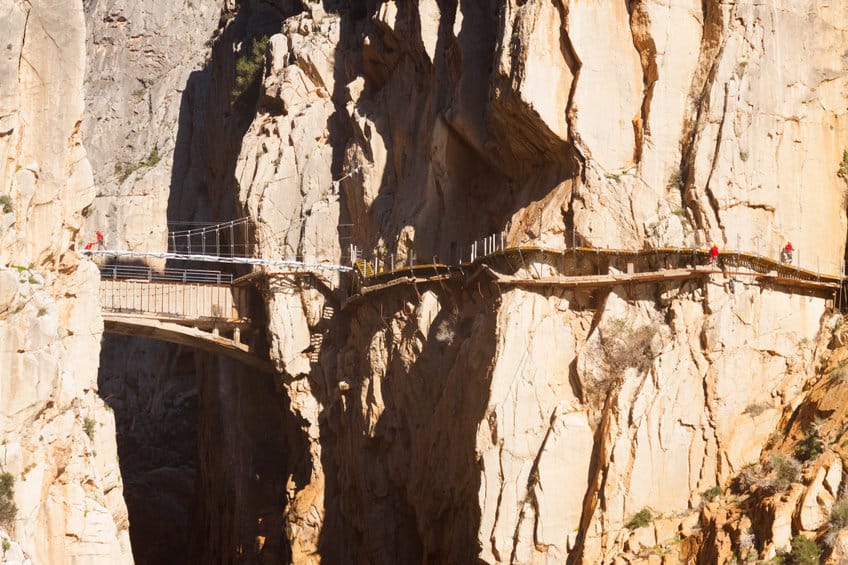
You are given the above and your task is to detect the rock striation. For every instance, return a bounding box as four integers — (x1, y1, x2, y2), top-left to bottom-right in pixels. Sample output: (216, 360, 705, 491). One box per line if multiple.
(226, 1, 848, 562)
(7, 0, 845, 563)
(0, 0, 132, 562)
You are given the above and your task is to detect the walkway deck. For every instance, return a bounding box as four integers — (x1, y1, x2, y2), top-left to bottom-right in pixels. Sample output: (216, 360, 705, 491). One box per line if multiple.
(98, 276, 271, 372)
(87, 218, 848, 368)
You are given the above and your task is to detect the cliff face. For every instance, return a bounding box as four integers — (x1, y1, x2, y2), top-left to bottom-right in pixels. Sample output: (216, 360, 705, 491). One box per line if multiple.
(0, 0, 131, 562)
(11, 0, 846, 563)
(227, 0, 848, 562)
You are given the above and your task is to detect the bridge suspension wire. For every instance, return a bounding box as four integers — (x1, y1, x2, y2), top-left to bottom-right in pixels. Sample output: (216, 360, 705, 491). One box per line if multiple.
(167, 217, 254, 258)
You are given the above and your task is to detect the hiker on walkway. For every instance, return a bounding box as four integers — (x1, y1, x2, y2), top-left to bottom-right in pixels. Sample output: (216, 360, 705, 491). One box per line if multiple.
(96, 231, 105, 249)
(782, 241, 794, 264)
(709, 243, 719, 265)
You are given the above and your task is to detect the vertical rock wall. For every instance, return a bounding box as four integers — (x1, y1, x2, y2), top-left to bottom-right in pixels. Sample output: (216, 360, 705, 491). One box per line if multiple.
(0, 0, 132, 562)
(228, 0, 848, 562)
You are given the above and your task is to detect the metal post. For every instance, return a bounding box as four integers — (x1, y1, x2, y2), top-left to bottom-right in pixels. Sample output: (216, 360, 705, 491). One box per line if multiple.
(229, 224, 235, 257)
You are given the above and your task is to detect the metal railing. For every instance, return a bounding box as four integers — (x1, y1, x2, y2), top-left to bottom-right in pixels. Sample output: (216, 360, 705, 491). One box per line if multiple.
(99, 278, 248, 321)
(98, 264, 234, 284)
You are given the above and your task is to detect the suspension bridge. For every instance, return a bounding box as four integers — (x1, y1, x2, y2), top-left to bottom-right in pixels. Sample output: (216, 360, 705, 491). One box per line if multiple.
(84, 218, 847, 370)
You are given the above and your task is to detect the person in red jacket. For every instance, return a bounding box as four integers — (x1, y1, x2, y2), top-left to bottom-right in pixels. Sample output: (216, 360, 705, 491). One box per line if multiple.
(709, 243, 719, 265)
(782, 241, 794, 263)
(96, 231, 104, 249)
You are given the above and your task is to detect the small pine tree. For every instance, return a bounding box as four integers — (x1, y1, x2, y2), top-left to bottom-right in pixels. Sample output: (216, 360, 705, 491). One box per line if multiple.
(786, 534, 821, 565)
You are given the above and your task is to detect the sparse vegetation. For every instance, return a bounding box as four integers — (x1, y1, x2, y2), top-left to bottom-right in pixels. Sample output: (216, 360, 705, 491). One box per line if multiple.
(794, 428, 824, 462)
(36, 306, 47, 317)
(601, 319, 658, 375)
(701, 485, 722, 503)
(581, 319, 659, 408)
(783, 534, 821, 565)
(743, 402, 769, 417)
(116, 146, 161, 182)
(830, 496, 848, 532)
(2, 538, 9, 553)
(731, 454, 801, 494)
(771, 454, 802, 491)
(625, 508, 653, 530)
(0, 194, 11, 214)
(667, 170, 684, 191)
(0, 472, 17, 531)
(838, 149, 848, 180)
(83, 417, 96, 440)
(232, 35, 269, 103)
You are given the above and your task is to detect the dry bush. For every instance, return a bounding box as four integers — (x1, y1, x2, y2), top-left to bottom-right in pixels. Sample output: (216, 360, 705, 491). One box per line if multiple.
(601, 318, 659, 375)
(731, 454, 800, 495)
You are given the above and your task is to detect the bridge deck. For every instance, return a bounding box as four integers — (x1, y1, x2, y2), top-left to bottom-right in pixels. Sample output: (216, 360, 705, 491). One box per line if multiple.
(99, 277, 271, 371)
(91, 239, 847, 368)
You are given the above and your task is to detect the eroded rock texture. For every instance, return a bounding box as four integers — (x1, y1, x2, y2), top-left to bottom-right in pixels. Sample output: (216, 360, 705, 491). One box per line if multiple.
(27, 0, 846, 563)
(226, 1, 848, 562)
(0, 0, 132, 562)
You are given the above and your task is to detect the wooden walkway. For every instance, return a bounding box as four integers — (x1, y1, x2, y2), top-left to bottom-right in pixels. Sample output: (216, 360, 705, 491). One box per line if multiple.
(348, 246, 843, 303)
(94, 244, 845, 367)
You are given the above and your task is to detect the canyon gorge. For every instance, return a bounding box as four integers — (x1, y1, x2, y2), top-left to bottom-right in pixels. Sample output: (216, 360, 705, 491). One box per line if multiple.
(2, 0, 848, 563)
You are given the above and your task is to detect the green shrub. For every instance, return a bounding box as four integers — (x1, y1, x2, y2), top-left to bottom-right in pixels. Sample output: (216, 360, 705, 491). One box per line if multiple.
(830, 496, 848, 531)
(794, 430, 824, 462)
(0, 472, 17, 530)
(838, 149, 848, 180)
(0, 195, 11, 214)
(232, 35, 269, 102)
(117, 146, 161, 181)
(1, 538, 8, 552)
(770, 454, 801, 491)
(702, 485, 722, 502)
(83, 417, 96, 440)
(785, 534, 821, 565)
(625, 507, 652, 530)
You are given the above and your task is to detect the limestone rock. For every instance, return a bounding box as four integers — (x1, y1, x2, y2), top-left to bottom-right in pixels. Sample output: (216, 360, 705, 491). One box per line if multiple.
(67, 0, 848, 563)
(796, 453, 842, 531)
(0, 0, 132, 561)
